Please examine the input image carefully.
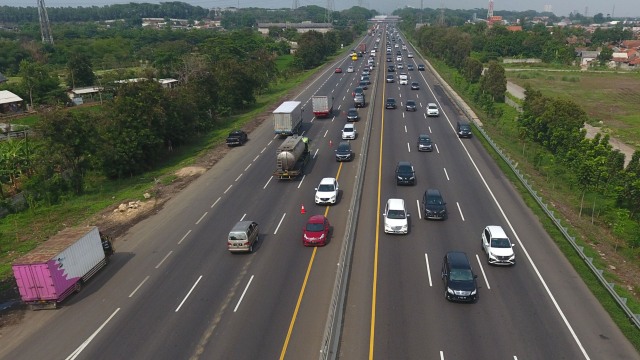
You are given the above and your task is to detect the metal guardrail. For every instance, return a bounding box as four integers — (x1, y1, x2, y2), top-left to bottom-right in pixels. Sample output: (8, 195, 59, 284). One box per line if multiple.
(407, 40, 640, 329)
(477, 125, 640, 328)
(319, 47, 378, 360)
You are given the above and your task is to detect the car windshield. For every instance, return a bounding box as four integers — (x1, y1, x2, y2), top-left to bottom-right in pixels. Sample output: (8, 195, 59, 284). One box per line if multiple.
(338, 144, 350, 151)
(491, 238, 511, 248)
(460, 125, 471, 130)
(419, 136, 430, 143)
(229, 232, 247, 240)
(348, 110, 357, 116)
(318, 184, 335, 192)
(398, 166, 412, 174)
(450, 269, 474, 281)
(387, 99, 395, 103)
(306, 222, 324, 232)
(387, 209, 406, 219)
(407, 101, 415, 106)
(427, 196, 443, 205)
(429, 105, 437, 109)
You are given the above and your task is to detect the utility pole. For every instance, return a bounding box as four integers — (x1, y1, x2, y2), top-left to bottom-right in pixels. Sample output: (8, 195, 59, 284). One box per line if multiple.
(37, 0, 53, 45)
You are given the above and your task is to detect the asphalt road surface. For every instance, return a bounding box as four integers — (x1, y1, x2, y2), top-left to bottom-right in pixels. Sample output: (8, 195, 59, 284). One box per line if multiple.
(1, 24, 638, 360)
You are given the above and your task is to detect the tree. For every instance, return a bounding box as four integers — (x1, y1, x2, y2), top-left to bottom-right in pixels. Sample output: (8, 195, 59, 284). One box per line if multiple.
(597, 48, 613, 65)
(18, 59, 61, 108)
(66, 52, 96, 87)
(461, 57, 482, 83)
(480, 61, 506, 102)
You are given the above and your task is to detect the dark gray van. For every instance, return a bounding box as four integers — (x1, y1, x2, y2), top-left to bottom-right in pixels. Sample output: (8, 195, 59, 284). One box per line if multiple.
(442, 251, 478, 302)
(423, 188, 447, 220)
(228, 221, 259, 253)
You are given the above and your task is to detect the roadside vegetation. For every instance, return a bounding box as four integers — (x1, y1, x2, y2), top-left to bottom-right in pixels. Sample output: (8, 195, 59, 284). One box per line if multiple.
(398, 16, 640, 349)
(0, 4, 375, 288)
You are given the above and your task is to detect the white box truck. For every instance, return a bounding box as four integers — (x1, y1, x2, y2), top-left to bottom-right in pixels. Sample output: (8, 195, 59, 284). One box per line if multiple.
(273, 101, 303, 136)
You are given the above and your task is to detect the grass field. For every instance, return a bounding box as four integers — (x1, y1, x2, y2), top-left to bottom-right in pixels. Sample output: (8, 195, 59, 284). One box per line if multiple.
(508, 70, 640, 147)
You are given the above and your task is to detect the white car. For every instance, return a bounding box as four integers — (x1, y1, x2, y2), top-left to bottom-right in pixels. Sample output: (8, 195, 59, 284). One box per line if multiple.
(481, 225, 516, 265)
(342, 123, 356, 140)
(383, 198, 409, 234)
(408, 53, 414, 58)
(398, 73, 408, 85)
(347, 66, 354, 73)
(426, 103, 439, 117)
(396, 56, 402, 61)
(315, 177, 339, 205)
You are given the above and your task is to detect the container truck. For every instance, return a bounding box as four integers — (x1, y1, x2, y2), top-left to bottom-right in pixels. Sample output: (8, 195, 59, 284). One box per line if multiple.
(358, 43, 366, 55)
(273, 101, 303, 136)
(311, 96, 333, 118)
(273, 136, 310, 180)
(12, 226, 114, 309)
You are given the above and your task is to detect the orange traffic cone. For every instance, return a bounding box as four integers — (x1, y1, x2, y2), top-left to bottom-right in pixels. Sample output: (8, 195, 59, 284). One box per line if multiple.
(300, 203, 306, 214)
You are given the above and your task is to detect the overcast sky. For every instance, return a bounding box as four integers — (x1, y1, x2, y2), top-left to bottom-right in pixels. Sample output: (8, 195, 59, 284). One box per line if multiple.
(2, 0, 638, 18)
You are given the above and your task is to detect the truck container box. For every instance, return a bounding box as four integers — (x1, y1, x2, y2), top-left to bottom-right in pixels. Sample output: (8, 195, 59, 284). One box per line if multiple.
(273, 101, 303, 136)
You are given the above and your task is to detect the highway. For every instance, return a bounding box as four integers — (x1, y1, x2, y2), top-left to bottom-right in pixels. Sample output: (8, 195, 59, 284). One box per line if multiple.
(1, 24, 638, 360)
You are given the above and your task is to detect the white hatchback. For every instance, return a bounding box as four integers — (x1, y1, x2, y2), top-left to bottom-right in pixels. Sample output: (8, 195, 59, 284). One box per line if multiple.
(399, 73, 408, 85)
(427, 103, 439, 117)
(342, 123, 356, 140)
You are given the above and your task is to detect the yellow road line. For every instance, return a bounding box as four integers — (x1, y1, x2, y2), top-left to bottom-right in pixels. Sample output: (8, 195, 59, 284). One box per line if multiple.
(278, 161, 344, 360)
(369, 49, 387, 360)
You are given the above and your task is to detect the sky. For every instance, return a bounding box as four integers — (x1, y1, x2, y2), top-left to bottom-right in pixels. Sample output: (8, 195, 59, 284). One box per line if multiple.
(0, 0, 637, 18)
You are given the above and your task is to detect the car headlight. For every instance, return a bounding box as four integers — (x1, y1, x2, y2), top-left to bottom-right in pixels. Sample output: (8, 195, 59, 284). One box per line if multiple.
(488, 252, 497, 260)
(319, 233, 325, 239)
(330, 194, 336, 200)
(470, 289, 477, 295)
(401, 224, 408, 230)
(447, 287, 455, 294)
(304, 233, 309, 240)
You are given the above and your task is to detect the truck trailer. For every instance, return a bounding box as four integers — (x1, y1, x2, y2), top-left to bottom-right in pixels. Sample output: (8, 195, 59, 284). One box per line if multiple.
(12, 226, 113, 309)
(311, 96, 333, 118)
(273, 101, 303, 136)
(273, 136, 310, 180)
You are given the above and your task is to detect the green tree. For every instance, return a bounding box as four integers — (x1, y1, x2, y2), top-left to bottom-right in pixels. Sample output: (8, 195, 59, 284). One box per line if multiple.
(597, 48, 613, 65)
(461, 57, 482, 83)
(18, 60, 61, 108)
(66, 52, 96, 87)
(480, 61, 506, 102)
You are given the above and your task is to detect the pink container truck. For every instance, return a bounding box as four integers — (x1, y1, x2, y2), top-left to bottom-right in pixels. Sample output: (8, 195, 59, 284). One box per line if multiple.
(12, 226, 113, 309)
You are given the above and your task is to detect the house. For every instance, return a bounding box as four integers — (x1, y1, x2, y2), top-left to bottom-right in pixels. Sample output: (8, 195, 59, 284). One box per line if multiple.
(577, 50, 600, 67)
(256, 22, 333, 35)
(67, 86, 103, 105)
(0, 90, 23, 113)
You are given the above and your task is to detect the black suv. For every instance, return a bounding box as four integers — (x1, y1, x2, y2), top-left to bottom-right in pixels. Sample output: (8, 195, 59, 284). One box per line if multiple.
(405, 100, 417, 112)
(457, 121, 472, 138)
(417, 134, 433, 152)
(335, 141, 353, 162)
(346, 108, 359, 121)
(385, 98, 397, 109)
(387, 65, 395, 72)
(423, 188, 447, 219)
(442, 251, 478, 302)
(418, 64, 425, 71)
(395, 161, 415, 185)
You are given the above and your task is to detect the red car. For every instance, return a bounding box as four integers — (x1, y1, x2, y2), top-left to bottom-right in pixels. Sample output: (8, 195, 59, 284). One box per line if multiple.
(303, 215, 330, 246)
(335, 67, 342, 73)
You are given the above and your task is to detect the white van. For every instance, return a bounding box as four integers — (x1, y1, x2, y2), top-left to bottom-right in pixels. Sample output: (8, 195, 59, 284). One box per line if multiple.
(383, 198, 409, 234)
(370, 49, 376, 56)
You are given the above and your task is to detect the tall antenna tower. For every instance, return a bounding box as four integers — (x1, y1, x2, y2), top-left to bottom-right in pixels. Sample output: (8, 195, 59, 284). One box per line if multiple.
(487, 0, 494, 19)
(38, 0, 53, 45)
(438, 5, 445, 26)
(325, 0, 334, 24)
(292, 0, 298, 9)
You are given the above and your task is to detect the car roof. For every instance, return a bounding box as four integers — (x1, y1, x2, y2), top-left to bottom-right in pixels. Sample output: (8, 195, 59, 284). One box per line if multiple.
(446, 251, 471, 268)
(348, 107, 357, 111)
(407, 100, 416, 103)
(319, 177, 336, 184)
(486, 225, 508, 238)
(308, 214, 326, 223)
(338, 141, 351, 148)
(386, 98, 396, 101)
(397, 161, 412, 167)
(387, 198, 405, 210)
(428, 102, 437, 106)
(425, 188, 442, 197)
(343, 123, 354, 128)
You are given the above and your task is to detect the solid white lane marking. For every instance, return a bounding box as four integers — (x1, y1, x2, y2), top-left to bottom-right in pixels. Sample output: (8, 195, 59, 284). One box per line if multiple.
(440, 351, 444, 360)
(253, 155, 259, 162)
(263, 176, 273, 189)
(224, 185, 232, 194)
(457, 202, 464, 221)
(261, 147, 267, 154)
(407, 142, 411, 153)
(211, 197, 221, 208)
(311, 117, 316, 123)
(175, 275, 203, 312)
(404, 125, 407, 133)
(443, 168, 449, 180)
(129, 276, 150, 298)
(267, 140, 273, 146)
(66, 308, 121, 360)
(423, 113, 427, 119)
(196, 211, 208, 224)
(235, 173, 243, 182)
(240, 213, 246, 221)
(434, 143, 439, 153)
(274, 213, 286, 234)
(313, 148, 319, 159)
(178, 229, 192, 244)
(298, 175, 306, 189)
(416, 199, 422, 219)
(245, 163, 252, 171)
(234, 275, 255, 312)
(155, 251, 173, 269)
(424, 254, 432, 287)
(476, 254, 491, 290)
(323, 130, 328, 138)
